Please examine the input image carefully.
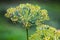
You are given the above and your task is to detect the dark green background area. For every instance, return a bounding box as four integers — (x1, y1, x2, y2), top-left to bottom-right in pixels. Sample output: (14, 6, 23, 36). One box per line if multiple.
(0, 0, 60, 40)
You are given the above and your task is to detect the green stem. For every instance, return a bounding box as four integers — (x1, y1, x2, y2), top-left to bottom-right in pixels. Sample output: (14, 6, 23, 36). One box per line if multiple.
(26, 28, 29, 40)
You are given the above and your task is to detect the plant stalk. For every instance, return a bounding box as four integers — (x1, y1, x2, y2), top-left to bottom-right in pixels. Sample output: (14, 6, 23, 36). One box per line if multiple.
(26, 28, 29, 40)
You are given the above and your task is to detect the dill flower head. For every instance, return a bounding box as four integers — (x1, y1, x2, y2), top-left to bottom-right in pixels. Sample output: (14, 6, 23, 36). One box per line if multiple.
(29, 24, 60, 40)
(5, 3, 49, 28)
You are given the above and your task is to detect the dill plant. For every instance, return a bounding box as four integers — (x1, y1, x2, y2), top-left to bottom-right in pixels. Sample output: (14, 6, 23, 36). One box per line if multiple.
(5, 3, 52, 40)
(29, 24, 60, 40)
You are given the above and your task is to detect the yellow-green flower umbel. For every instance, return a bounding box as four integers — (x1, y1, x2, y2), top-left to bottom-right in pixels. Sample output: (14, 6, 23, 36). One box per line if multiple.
(29, 24, 60, 40)
(5, 3, 49, 28)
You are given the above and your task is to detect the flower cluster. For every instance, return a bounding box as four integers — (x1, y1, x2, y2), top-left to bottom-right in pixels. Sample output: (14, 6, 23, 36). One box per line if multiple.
(29, 24, 60, 40)
(5, 3, 49, 28)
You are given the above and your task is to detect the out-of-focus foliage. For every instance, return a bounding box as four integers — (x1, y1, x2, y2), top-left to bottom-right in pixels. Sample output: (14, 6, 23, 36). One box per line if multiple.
(29, 24, 60, 40)
(5, 3, 49, 28)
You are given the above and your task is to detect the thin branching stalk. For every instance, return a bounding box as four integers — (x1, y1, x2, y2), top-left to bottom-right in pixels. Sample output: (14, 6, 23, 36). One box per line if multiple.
(26, 28, 29, 40)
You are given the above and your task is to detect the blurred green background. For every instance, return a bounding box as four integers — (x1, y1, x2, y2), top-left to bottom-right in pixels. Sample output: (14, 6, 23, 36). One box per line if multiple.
(0, 0, 60, 40)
